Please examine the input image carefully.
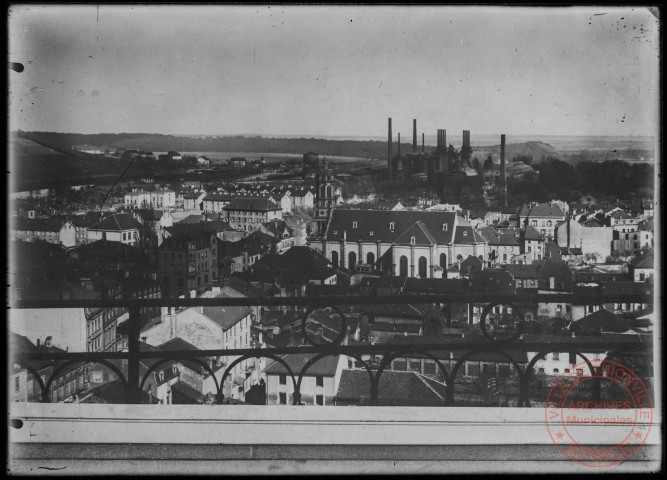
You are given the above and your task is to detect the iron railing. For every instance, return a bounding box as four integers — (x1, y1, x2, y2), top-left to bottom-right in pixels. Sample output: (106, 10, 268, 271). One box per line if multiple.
(11, 292, 654, 407)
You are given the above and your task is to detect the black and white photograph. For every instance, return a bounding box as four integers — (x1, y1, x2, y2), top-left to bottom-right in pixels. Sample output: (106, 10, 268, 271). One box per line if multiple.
(7, 4, 661, 474)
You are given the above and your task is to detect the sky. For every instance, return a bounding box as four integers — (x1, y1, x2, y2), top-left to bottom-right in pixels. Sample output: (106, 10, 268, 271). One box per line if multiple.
(8, 5, 660, 138)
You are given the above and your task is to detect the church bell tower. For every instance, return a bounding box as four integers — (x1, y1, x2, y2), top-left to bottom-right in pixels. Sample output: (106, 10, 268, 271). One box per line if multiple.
(314, 157, 336, 237)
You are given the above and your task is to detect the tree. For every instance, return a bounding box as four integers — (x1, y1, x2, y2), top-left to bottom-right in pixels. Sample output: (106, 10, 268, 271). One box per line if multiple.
(483, 155, 494, 170)
(472, 157, 481, 173)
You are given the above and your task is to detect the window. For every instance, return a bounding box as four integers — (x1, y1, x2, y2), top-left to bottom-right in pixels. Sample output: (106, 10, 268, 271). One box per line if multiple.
(389, 222, 395, 231)
(552, 352, 560, 361)
(279, 374, 287, 385)
(463, 231, 467, 237)
(399, 256, 408, 277)
(556, 305, 562, 314)
(352, 221, 358, 229)
(410, 236, 416, 245)
(279, 392, 287, 405)
(316, 395, 324, 406)
(553, 368, 559, 373)
(15, 376, 20, 392)
(441, 224, 448, 231)
(369, 231, 374, 236)
(331, 251, 339, 269)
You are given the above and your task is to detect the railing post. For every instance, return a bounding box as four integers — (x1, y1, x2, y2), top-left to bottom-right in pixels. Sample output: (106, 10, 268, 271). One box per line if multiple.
(126, 305, 142, 403)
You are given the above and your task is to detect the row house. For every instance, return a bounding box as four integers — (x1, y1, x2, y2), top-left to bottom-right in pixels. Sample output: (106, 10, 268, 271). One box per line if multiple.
(202, 193, 235, 214)
(517, 202, 566, 241)
(150, 188, 176, 209)
(124, 189, 152, 209)
(223, 197, 283, 232)
(11, 217, 64, 244)
(314, 210, 488, 278)
(183, 190, 207, 211)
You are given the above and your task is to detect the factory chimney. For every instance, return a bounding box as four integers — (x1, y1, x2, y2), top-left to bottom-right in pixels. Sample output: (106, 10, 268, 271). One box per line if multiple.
(500, 134, 507, 207)
(413, 119, 417, 153)
(387, 117, 393, 175)
(397, 133, 403, 174)
(397, 133, 401, 159)
(437, 129, 448, 174)
(422, 133, 425, 153)
(462, 130, 471, 163)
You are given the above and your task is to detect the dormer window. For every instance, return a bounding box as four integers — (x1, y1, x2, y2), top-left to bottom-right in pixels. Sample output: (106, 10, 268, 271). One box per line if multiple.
(442, 224, 448, 231)
(352, 221, 358, 229)
(333, 230, 338, 235)
(389, 222, 395, 231)
(463, 231, 468, 236)
(410, 236, 416, 245)
(369, 231, 374, 236)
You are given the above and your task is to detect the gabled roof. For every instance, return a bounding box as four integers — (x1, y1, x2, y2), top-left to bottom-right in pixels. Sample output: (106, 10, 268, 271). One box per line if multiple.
(518, 202, 565, 218)
(336, 370, 447, 406)
(630, 253, 653, 269)
(201, 293, 253, 330)
(573, 309, 633, 334)
(325, 210, 456, 244)
(470, 269, 515, 294)
(89, 213, 139, 232)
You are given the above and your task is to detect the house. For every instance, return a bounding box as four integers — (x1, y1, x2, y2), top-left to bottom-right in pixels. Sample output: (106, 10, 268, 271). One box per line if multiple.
(150, 188, 176, 209)
(517, 202, 566, 241)
(196, 155, 210, 167)
(263, 353, 347, 405)
(124, 189, 152, 209)
(290, 186, 315, 209)
(259, 220, 296, 253)
(11, 217, 64, 244)
(87, 213, 140, 246)
(630, 252, 653, 282)
(166, 151, 182, 161)
(314, 210, 488, 278)
(230, 157, 247, 167)
(536, 260, 575, 320)
(183, 190, 207, 211)
(238, 246, 337, 296)
(223, 197, 283, 232)
(555, 218, 614, 260)
(157, 228, 219, 298)
(10, 332, 87, 403)
(202, 193, 235, 214)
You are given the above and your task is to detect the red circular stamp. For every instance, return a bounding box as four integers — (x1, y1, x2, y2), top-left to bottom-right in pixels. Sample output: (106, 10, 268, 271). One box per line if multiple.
(544, 359, 653, 467)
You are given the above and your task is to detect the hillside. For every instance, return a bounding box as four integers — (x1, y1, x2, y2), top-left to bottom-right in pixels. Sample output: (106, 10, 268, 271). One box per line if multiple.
(472, 141, 562, 164)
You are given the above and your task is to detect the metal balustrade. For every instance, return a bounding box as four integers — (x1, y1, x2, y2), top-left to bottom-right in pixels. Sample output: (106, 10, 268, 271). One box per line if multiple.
(11, 292, 653, 407)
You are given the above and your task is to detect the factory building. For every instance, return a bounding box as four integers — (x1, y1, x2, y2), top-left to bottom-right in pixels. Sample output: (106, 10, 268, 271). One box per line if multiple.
(386, 118, 500, 208)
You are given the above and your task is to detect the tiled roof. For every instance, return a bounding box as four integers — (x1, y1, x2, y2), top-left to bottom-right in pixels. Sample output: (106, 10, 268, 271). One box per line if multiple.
(601, 281, 651, 296)
(470, 269, 515, 294)
(573, 308, 632, 334)
(454, 225, 485, 244)
(89, 213, 139, 231)
(630, 253, 653, 269)
(324, 210, 456, 244)
(336, 370, 448, 406)
(12, 217, 65, 232)
(518, 203, 565, 218)
(223, 197, 281, 212)
(202, 294, 252, 330)
(264, 353, 340, 377)
(502, 264, 541, 279)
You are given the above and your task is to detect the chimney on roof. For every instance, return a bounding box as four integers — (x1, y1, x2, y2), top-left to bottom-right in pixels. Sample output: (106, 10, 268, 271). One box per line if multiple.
(36, 338, 41, 348)
(45, 336, 52, 347)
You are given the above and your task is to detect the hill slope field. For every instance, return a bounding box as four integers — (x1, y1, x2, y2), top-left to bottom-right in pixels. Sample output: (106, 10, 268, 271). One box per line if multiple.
(472, 141, 562, 164)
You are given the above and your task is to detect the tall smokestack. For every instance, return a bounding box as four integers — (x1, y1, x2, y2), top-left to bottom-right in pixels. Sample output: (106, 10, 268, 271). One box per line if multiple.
(422, 133, 425, 153)
(387, 118, 393, 175)
(413, 119, 417, 152)
(397, 133, 401, 158)
(437, 129, 448, 174)
(500, 134, 507, 207)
